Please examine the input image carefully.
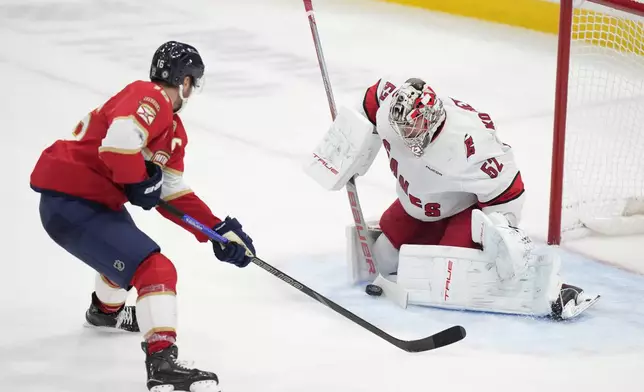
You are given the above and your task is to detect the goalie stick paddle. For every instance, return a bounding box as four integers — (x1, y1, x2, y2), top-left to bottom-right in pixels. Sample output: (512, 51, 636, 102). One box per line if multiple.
(158, 200, 466, 352)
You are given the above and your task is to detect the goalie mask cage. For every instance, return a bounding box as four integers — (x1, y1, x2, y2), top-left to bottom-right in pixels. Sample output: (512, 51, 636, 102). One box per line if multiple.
(549, 0, 644, 245)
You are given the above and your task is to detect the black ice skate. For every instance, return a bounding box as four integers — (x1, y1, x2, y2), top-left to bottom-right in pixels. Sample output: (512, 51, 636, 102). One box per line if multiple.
(142, 343, 221, 392)
(550, 283, 600, 320)
(85, 292, 140, 332)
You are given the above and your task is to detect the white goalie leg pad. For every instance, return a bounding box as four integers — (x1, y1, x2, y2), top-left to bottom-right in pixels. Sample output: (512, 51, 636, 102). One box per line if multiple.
(303, 106, 381, 191)
(136, 290, 178, 341)
(396, 245, 562, 316)
(346, 220, 384, 283)
(94, 273, 129, 307)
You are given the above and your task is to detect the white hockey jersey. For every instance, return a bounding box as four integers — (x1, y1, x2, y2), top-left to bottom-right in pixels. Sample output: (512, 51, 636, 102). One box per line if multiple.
(359, 78, 525, 224)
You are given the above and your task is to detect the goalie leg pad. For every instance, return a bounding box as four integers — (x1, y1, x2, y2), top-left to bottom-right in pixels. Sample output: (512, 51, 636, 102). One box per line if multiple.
(396, 244, 562, 316)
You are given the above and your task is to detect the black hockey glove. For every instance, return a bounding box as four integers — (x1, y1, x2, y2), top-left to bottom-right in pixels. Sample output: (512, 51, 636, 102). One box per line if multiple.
(212, 217, 255, 268)
(124, 161, 163, 210)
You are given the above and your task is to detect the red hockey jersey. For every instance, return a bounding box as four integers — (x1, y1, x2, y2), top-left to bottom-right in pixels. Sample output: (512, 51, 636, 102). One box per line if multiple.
(30, 80, 221, 242)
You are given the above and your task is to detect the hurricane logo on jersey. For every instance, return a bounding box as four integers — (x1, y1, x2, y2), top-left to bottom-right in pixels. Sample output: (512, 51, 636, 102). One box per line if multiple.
(464, 135, 476, 158)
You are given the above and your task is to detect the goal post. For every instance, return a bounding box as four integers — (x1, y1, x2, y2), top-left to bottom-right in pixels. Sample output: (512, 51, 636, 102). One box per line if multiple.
(548, 0, 644, 245)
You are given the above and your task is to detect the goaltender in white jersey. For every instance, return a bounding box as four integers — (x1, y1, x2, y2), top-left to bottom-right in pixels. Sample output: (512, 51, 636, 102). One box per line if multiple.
(305, 77, 599, 320)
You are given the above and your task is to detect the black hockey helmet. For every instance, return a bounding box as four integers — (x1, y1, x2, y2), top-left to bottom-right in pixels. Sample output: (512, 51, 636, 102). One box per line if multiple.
(150, 41, 205, 92)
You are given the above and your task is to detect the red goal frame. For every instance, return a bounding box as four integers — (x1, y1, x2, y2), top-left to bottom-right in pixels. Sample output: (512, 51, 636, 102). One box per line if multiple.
(548, 0, 644, 245)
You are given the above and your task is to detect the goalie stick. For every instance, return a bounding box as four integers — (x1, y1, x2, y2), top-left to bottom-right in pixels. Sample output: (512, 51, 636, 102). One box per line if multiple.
(159, 200, 466, 352)
(301, 0, 466, 348)
(303, 0, 378, 279)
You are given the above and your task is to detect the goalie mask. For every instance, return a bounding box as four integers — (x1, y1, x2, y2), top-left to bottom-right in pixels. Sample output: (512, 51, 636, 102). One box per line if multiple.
(388, 78, 446, 157)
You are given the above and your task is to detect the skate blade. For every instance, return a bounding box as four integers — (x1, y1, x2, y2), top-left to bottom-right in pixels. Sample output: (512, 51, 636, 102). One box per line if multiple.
(561, 294, 601, 320)
(190, 380, 221, 392)
(82, 322, 139, 334)
(150, 380, 221, 392)
(150, 386, 175, 392)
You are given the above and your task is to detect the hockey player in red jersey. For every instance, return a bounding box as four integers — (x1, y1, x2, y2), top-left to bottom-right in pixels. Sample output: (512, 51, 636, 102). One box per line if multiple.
(30, 41, 252, 392)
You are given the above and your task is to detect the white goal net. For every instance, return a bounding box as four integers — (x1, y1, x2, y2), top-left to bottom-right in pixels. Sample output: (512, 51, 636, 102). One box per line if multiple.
(560, 0, 644, 239)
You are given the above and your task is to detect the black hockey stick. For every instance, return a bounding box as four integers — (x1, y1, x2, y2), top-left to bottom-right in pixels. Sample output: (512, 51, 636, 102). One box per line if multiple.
(159, 200, 466, 352)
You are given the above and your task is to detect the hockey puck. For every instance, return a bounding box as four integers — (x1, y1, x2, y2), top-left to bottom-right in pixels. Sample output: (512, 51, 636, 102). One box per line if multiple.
(365, 284, 383, 297)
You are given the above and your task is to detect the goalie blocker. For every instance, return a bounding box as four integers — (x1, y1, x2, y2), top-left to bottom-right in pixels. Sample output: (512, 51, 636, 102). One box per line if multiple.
(303, 106, 381, 192)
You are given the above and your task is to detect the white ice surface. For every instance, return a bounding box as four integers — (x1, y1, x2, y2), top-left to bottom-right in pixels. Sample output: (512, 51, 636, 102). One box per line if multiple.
(1, 0, 643, 391)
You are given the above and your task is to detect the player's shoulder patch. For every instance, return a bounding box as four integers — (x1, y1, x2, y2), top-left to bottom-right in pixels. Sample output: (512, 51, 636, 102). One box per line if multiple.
(129, 81, 174, 127)
(136, 101, 157, 126)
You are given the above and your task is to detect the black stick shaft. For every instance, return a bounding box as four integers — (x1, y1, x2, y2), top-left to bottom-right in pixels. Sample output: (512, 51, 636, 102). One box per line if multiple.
(158, 200, 465, 352)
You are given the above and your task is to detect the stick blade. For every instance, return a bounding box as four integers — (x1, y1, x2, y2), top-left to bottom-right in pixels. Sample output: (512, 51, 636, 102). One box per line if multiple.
(398, 325, 466, 353)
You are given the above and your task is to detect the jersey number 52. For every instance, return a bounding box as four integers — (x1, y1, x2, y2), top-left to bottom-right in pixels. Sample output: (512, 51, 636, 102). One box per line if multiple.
(480, 158, 504, 179)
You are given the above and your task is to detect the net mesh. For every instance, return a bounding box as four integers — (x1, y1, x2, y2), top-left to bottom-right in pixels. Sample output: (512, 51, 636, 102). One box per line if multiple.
(561, 0, 644, 238)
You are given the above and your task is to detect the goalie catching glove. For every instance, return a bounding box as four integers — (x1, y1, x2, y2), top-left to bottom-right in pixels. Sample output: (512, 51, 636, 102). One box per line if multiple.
(212, 217, 256, 268)
(471, 210, 534, 281)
